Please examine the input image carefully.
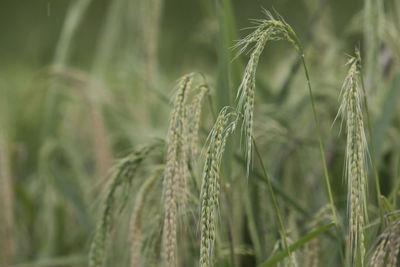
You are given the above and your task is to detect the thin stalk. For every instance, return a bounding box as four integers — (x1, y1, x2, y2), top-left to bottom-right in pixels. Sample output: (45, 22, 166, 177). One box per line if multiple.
(253, 139, 294, 267)
(300, 55, 337, 224)
(277, 0, 327, 102)
(300, 55, 345, 265)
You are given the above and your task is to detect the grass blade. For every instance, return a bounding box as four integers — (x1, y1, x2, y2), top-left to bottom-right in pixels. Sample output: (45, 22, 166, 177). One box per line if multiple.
(258, 223, 334, 267)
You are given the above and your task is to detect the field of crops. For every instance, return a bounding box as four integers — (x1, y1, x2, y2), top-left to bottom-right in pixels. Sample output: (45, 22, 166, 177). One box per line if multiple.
(1, 0, 400, 266)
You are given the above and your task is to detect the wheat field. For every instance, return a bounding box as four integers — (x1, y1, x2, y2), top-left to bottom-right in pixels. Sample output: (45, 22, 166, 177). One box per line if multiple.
(1, 0, 400, 266)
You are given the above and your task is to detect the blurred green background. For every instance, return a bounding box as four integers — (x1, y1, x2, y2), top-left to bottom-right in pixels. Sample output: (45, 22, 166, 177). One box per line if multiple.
(0, 0, 399, 266)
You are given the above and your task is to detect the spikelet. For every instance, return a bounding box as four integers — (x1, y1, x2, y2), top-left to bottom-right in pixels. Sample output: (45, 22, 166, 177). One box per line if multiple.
(200, 107, 237, 267)
(336, 51, 368, 265)
(234, 10, 301, 175)
(370, 214, 400, 267)
(89, 140, 163, 267)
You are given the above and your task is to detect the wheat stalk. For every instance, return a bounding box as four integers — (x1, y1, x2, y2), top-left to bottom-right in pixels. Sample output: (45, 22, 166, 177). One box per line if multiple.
(336, 52, 368, 265)
(233, 11, 316, 267)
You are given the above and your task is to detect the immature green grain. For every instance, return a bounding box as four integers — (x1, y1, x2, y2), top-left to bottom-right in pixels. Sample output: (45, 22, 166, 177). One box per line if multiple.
(89, 141, 162, 267)
(163, 74, 193, 267)
(199, 107, 237, 267)
(234, 10, 300, 175)
(336, 53, 368, 265)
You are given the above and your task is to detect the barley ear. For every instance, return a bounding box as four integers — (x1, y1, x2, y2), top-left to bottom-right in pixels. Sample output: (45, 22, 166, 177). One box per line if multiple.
(199, 108, 237, 267)
(336, 52, 368, 266)
(163, 73, 194, 266)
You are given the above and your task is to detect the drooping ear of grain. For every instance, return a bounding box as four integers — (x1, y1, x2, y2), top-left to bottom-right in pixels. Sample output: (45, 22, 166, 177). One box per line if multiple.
(199, 108, 236, 267)
(234, 10, 340, 266)
(234, 10, 300, 176)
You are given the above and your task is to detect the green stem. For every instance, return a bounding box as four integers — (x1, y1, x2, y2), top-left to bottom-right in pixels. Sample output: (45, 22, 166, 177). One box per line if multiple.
(253, 139, 294, 267)
(300, 55, 345, 265)
(300, 55, 337, 223)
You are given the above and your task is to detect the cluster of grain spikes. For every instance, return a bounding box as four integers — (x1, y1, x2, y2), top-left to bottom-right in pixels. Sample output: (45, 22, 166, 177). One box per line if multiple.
(335, 52, 368, 265)
(234, 9, 300, 175)
(370, 212, 400, 267)
(89, 139, 164, 267)
(200, 107, 237, 267)
(163, 73, 209, 267)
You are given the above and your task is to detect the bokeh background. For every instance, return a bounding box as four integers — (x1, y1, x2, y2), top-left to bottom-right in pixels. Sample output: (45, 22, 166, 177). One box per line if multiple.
(0, 0, 399, 266)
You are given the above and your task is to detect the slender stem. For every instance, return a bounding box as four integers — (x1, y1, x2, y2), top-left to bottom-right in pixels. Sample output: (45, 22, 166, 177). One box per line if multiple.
(300, 55, 345, 265)
(300, 55, 338, 224)
(253, 139, 294, 267)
